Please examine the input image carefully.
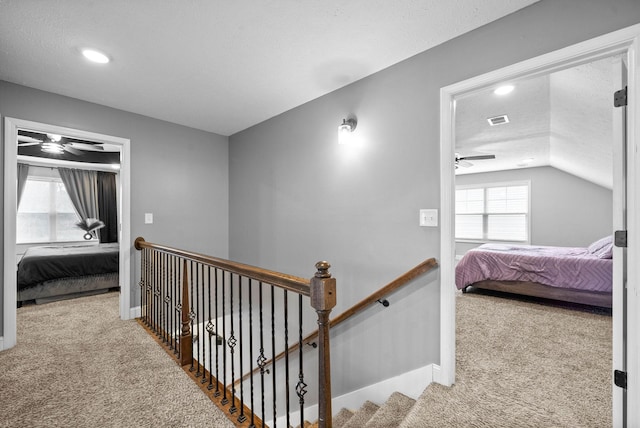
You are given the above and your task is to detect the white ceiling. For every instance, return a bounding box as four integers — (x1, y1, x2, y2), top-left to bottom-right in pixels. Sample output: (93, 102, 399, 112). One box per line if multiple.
(0, 0, 538, 136)
(455, 56, 618, 189)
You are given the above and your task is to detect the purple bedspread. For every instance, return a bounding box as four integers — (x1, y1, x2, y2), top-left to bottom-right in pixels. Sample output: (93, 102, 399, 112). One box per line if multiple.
(455, 244, 612, 293)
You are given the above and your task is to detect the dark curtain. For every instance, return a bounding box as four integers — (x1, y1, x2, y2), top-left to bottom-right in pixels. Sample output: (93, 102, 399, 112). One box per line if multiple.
(17, 163, 29, 207)
(97, 172, 118, 243)
(58, 167, 100, 238)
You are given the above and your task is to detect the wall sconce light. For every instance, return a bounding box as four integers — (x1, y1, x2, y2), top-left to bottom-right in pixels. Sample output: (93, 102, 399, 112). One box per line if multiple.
(338, 117, 357, 145)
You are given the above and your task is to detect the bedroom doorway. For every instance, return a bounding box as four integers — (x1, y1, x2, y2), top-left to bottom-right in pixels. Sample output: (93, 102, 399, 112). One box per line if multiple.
(3, 118, 132, 351)
(439, 24, 640, 426)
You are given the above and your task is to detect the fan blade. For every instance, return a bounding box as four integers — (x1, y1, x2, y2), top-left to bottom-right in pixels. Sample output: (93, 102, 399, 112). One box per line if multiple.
(18, 135, 43, 145)
(67, 142, 104, 152)
(459, 154, 495, 161)
(18, 142, 41, 147)
(63, 145, 83, 156)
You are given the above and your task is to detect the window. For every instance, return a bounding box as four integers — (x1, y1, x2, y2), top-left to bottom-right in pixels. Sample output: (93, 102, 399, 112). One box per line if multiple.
(455, 182, 529, 243)
(17, 176, 82, 243)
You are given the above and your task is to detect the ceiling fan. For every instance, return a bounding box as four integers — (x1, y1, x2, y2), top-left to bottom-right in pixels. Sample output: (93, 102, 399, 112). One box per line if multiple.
(18, 133, 105, 156)
(455, 152, 496, 169)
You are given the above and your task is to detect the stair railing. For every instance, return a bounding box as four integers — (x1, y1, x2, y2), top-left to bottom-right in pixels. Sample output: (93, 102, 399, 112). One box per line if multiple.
(235, 258, 438, 387)
(134, 237, 336, 428)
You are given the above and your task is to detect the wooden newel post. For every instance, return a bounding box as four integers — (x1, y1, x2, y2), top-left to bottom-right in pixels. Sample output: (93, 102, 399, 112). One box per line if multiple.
(180, 259, 193, 367)
(310, 261, 336, 428)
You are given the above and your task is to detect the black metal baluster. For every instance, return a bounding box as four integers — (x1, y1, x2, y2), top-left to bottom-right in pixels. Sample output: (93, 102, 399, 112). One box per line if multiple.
(174, 256, 180, 356)
(214, 268, 221, 397)
(164, 253, 170, 345)
(195, 263, 202, 377)
(284, 290, 290, 428)
(206, 266, 214, 389)
(296, 294, 307, 425)
(229, 273, 238, 414)
(271, 285, 277, 427)
(189, 260, 195, 372)
(200, 263, 207, 384)
(257, 282, 267, 425)
(248, 279, 256, 428)
(139, 248, 145, 323)
(172, 255, 177, 354)
(238, 275, 246, 423)
(221, 270, 228, 405)
(154, 250, 160, 336)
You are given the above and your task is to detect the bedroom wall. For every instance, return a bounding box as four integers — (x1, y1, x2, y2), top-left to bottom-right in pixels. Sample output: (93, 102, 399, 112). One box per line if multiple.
(228, 0, 640, 398)
(0, 81, 229, 336)
(455, 166, 613, 256)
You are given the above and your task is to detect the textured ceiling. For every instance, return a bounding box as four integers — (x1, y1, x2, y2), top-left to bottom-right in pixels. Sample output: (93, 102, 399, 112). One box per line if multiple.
(0, 0, 538, 136)
(455, 56, 618, 189)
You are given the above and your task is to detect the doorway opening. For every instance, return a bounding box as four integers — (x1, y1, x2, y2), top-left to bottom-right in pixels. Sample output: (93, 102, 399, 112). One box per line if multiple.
(439, 24, 640, 426)
(3, 118, 132, 350)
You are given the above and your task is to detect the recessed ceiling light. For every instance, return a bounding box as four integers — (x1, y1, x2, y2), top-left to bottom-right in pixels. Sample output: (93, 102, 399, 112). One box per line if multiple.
(494, 85, 514, 96)
(82, 49, 110, 64)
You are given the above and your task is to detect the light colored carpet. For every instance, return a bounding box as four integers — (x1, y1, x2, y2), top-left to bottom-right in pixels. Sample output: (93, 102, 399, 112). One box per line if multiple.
(0, 292, 234, 428)
(399, 291, 612, 427)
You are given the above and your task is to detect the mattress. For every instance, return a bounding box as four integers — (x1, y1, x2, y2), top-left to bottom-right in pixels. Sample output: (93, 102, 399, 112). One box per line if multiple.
(17, 243, 119, 290)
(455, 243, 612, 293)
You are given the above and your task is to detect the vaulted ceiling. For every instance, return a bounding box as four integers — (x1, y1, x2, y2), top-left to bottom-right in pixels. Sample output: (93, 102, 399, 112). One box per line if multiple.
(0, 1, 539, 136)
(455, 56, 617, 189)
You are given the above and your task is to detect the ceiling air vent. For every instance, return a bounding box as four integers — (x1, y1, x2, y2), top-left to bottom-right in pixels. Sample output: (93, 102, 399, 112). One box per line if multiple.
(487, 114, 509, 126)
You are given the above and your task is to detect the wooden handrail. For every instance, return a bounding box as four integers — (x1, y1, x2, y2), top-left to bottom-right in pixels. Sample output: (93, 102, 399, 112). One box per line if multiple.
(234, 257, 438, 386)
(134, 237, 311, 296)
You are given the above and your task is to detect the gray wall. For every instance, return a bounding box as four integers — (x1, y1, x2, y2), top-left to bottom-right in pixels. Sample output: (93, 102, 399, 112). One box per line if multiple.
(456, 166, 613, 256)
(0, 81, 229, 335)
(229, 0, 640, 396)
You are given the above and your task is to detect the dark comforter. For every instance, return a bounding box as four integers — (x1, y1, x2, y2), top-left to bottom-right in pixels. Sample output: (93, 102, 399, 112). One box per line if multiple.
(455, 243, 612, 293)
(18, 243, 119, 290)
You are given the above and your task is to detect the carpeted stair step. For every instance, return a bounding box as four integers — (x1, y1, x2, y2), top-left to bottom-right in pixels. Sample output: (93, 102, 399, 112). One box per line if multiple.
(364, 391, 416, 428)
(333, 408, 355, 428)
(296, 407, 353, 428)
(340, 401, 380, 428)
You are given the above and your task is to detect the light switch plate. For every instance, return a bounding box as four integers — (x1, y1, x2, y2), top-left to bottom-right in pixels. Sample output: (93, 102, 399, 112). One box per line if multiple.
(419, 209, 438, 227)
(145, 213, 153, 224)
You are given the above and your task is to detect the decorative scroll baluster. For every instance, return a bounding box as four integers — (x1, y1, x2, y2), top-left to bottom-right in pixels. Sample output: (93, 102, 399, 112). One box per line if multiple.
(163, 253, 170, 345)
(172, 255, 178, 355)
(257, 282, 267, 424)
(206, 267, 214, 389)
(237, 276, 246, 423)
(200, 264, 206, 384)
(228, 274, 238, 414)
(297, 293, 307, 425)
(248, 279, 256, 428)
(174, 257, 181, 356)
(214, 268, 221, 397)
(221, 271, 228, 405)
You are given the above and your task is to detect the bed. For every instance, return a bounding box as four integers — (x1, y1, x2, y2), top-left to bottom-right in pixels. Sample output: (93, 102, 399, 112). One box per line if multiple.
(17, 243, 120, 305)
(455, 236, 613, 308)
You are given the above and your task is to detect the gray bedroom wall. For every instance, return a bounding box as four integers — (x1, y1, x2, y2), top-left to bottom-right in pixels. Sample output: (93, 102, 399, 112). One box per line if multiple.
(455, 166, 613, 256)
(0, 81, 229, 336)
(228, 0, 640, 397)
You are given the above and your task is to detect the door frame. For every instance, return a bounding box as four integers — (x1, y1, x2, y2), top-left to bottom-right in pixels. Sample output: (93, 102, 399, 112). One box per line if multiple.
(439, 24, 640, 426)
(3, 117, 132, 350)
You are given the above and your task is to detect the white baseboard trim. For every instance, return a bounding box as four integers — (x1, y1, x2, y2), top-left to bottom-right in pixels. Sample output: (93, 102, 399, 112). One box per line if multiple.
(129, 306, 141, 319)
(431, 364, 446, 385)
(0, 336, 4, 351)
(271, 364, 435, 427)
